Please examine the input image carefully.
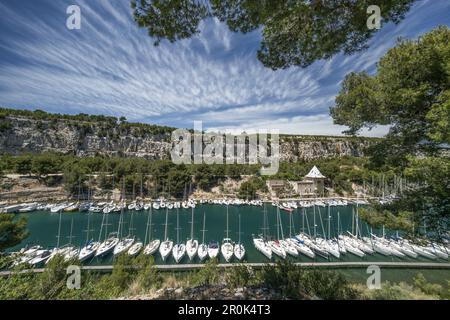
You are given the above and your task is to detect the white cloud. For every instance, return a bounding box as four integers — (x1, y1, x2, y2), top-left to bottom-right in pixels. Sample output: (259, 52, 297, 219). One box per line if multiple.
(0, 0, 448, 138)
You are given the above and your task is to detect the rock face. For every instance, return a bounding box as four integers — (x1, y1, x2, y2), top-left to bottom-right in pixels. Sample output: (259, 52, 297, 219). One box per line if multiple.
(0, 116, 375, 161)
(279, 137, 373, 161)
(0, 116, 172, 159)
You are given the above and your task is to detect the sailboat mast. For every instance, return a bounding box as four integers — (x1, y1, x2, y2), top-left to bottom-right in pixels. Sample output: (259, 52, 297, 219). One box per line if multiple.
(202, 212, 206, 244)
(105, 214, 109, 240)
(355, 203, 359, 238)
(337, 211, 340, 236)
(226, 205, 229, 239)
(164, 208, 168, 240)
(144, 208, 150, 245)
(276, 207, 280, 240)
(302, 208, 305, 233)
(97, 212, 105, 243)
(190, 207, 194, 240)
(289, 211, 292, 238)
(327, 205, 331, 239)
(68, 218, 74, 245)
(238, 214, 241, 245)
(313, 205, 317, 238)
(176, 209, 179, 245)
(56, 211, 62, 248)
(84, 212, 92, 244)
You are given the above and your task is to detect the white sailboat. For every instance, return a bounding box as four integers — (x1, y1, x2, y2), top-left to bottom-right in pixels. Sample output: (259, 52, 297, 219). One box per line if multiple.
(197, 212, 208, 261)
(186, 207, 198, 260)
(234, 214, 245, 261)
(172, 209, 186, 263)
(268, 207, 286, 259)
(79, 213, 100, 262)
(159, 208, 173, 261)
(95, 213, 119, 257)
(63, 218, 79, 262)
(288, 208, 315, 258)
(207, 240, 220, 259)
(126, 212, 142, 256)
(113, 208, 135, 256)
(253, 205, 272, 259)
(278, 208, 297, 257)
(143, 206, 160, 255)
(221, 205, 234, 262)
(128, 241, 143, 257)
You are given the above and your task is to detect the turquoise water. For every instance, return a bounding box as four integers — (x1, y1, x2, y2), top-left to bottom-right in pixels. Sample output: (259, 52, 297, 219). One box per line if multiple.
(9, 204, 449, 265)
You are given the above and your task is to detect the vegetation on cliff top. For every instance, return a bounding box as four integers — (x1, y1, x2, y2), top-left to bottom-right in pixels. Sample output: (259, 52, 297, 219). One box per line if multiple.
(330, 26, 450, 238)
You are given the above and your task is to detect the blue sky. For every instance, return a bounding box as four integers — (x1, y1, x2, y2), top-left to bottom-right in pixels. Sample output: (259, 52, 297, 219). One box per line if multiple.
(0, 0, 449, 136)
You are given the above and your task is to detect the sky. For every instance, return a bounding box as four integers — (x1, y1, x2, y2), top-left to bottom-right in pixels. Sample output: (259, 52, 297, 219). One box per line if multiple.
(0, 0, 449, 137)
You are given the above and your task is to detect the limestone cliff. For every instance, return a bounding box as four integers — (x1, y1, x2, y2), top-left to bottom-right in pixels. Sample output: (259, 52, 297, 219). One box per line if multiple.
(0, 115, 376, 161)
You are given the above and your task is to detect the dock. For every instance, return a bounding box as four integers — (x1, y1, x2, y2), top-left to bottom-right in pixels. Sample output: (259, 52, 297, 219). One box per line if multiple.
(1, 261, 450, 276)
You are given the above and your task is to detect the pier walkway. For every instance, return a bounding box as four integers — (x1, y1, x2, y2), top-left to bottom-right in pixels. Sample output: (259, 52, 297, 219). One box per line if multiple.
(1, 261, 450, 276)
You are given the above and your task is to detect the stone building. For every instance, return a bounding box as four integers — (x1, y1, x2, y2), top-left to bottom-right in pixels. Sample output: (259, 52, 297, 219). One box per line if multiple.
(304, 165, 326, 196)
(266, 166, 326, 198)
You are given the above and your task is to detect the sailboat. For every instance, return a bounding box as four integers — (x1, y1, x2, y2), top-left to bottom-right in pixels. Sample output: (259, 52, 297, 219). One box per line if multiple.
(186, 207, 198, 260)
(207, 240, 220, 259)
(79, 212, 100, 262)
(128, 239, 143, 257)
(95, 212, 119, 257)
(336, 211, 364, 258)
(221, 205, 234, 262)
(63, 218, 79, 261)
(172, 209, 186, 263)
(296, 207, 328, 259)
(314, 206, 339, 259)
(143, 206, 160, 255)
(277, 208, 298, 257)
(324, 206, 340, 258)
(268, 207, 286, 259)
(234, 214, 245, 261)
(287, 210, 315, 258)
(197, 212, 208, 261)
(114, 210, 136, 256)
(253, 205, 272, 259)
(127, 208, 143, 256)
(159, 208, 173, 261)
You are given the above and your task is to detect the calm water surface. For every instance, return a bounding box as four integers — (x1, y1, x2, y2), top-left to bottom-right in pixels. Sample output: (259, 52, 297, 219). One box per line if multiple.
(10, 204, 449, 266)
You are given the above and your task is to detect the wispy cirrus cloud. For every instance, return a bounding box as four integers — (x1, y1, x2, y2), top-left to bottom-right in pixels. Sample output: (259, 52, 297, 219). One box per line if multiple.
(0, 0, 448, 136)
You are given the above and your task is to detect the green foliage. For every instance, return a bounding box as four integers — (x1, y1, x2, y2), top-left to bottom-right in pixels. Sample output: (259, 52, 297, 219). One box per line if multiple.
(238, 177, 266, 200)
(331, 26, 450, 166)
(0, 107, 175, 139)
(331, 26, 450, 236)
(33, 254, 79, 299)
(0, 119, 12, 132)
(0, 263, 36, 299)
(134, 255, 163, 290)
(359, 207, 414, 232)
(31, 153, 61, 178)
(225, 265, 252, 289)
(258, 261, 359, 299)
(412, 273, 446, 298)
(14, 156, 32, 175)
(192, 258, 220, 286)
(131, 0, 413, 69)
(0, 214, 29, 251)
